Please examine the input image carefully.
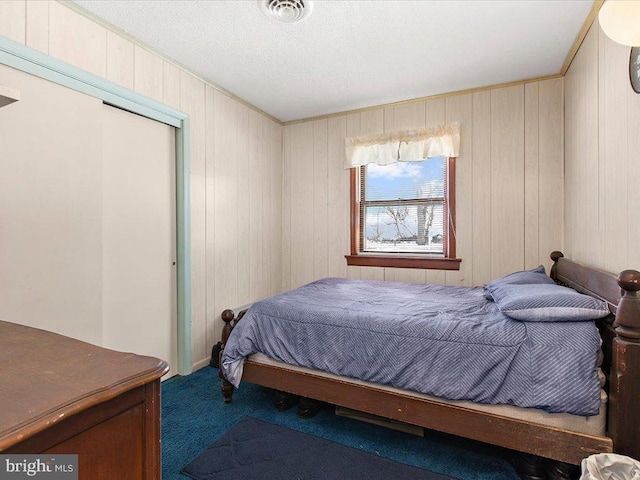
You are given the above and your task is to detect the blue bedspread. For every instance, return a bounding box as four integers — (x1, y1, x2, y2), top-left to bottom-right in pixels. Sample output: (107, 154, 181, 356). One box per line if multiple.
(221, 278, 602, 415)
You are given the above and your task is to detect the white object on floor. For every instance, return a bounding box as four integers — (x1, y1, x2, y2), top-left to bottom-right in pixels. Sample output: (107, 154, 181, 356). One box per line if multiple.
(580, 453, 640, 480)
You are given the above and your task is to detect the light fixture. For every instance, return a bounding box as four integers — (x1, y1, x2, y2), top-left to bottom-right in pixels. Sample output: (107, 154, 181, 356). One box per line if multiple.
(259, 0, 313, 24)
(599, 1, 640, 93)
(599, 0, 640, 46)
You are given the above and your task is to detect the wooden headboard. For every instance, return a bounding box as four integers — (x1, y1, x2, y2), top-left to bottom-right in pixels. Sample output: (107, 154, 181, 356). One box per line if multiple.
(550, 251, 622, 313)
(550, 251, 640, 460)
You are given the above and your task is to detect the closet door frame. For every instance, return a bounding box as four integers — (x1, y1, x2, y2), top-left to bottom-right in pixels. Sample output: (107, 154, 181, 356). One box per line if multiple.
(0, 37, 193, 375)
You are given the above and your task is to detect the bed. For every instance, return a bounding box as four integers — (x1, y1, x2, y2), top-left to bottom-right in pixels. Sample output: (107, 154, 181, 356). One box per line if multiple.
(217, 252, 640, 479)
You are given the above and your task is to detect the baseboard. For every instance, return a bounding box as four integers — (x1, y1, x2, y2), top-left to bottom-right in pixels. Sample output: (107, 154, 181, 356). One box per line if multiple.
(192, 358, 211, 372)
(335, 406, 424, 437)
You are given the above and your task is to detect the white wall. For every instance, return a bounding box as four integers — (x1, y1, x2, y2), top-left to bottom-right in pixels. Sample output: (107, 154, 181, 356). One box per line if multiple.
(0, 64, 103, 345)
(565, 22, 640, 274)
(0, 0, 283, 370)
(283, 80, 564, 289)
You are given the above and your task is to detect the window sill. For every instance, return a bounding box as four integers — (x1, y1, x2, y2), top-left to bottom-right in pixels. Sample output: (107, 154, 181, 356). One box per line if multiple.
(345, 255, 461, 270)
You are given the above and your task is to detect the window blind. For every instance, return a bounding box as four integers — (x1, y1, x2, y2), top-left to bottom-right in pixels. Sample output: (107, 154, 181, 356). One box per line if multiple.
(359, 157, 447, 255)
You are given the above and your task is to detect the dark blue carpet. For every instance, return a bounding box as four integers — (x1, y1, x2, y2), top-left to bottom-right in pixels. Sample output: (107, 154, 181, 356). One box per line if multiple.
(162, 366, 520, 480)
(182, 416, 455, 480)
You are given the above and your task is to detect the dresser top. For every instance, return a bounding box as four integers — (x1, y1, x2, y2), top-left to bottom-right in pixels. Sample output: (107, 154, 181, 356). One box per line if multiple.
(0, 320, 168, 450)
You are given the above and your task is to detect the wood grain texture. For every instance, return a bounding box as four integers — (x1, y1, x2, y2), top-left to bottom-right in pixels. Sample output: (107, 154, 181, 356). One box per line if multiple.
(628, 60, 640, 271)
(249, 109, 264, 302)
(236, 103, 251, 306)
(162, 61, 181, 110)
(263, 117, 284, 295)
(490, 85, 525, 278)
(385, 268, 426, 284)
(327, 116, 349, 279)
(524, 82, 540, 270)
(564, 24, 599, 268)
(601, 30, 628, 274)
(214, 90, 239, 339)
(609, 338, 640, 460)
(261, 118, 274, 297)
(274, 121, 284, 295)
(0, 321, 167, 479)
(347, 256, 460, 270)
(361, 108, 384, 136)
(222, 255, 638, 466)
(598, 24, 607, 272)
(553, 255, 621, 309)
(538, 78, 563, 272)
(282, 126, 292, 292)
(134, 45, 163, 103)
(425, 98, 445, 128)
(205, 85, 217, 351)
(49, 1, 106, 78)
(267, 119, 284, 296)
(290, 122, 315, 288)
(565, 21, 640, 275)
(359, 267, 384, 281)
(471, 91, 492, 286)
(385, 101, 425, 131)
(106, 31, 134, 90)
(313, 119, 329, 280)
(347, 266, 361, 280)
(285, 80, 562, 289)
(26, 0, 48, 54)
(240, 358, 612, 465)
(0, 0, 25, 44)
(426, 270, 446, 285)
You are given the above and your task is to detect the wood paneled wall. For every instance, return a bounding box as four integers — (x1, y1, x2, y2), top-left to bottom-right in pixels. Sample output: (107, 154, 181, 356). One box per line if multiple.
(0, 0, 283, 370)
(283, 80, 564, 289)
(565, 22, 640, 274)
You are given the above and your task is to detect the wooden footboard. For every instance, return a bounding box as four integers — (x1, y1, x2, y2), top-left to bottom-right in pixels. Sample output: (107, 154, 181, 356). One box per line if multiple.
(241, 357, 611, 464)
(218, 252, 640, 466)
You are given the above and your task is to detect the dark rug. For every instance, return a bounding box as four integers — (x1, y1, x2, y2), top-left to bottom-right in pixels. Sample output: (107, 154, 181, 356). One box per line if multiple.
(182, 416, 455, 480)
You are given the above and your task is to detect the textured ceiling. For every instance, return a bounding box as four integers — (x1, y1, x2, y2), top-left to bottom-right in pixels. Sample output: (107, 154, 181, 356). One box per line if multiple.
(74, 0, 594, 122)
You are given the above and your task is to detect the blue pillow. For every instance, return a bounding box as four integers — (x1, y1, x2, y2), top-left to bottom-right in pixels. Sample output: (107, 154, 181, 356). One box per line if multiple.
(484, 265, 555, 300)
(487, 283, 610, 322)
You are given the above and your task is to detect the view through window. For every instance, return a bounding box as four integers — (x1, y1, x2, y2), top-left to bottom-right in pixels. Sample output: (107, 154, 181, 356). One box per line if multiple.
(359, 156, 449, 256)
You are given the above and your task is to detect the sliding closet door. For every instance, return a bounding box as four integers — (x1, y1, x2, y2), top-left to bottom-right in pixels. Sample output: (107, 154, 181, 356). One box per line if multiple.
(102, 104, 177, 377)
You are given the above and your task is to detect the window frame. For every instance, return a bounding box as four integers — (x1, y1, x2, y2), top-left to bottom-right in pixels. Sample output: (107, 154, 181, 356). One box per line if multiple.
(345, 157, 460, 270)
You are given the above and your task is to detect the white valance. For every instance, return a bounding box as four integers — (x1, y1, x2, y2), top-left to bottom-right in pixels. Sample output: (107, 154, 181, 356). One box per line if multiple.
(344, 122, 460, 169)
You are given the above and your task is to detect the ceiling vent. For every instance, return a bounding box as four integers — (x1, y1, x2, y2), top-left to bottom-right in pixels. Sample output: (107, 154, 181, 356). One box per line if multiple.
(259, 0, 313, 24)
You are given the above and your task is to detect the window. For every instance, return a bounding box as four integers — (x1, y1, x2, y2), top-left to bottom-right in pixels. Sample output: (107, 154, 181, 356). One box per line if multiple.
(347, 156, 460, 270)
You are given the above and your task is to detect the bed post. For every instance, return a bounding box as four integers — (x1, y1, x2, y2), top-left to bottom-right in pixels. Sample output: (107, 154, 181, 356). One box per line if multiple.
(609, 269, 640, 460)
(219, 309, 236, 403)
(550, 250, 563, 280)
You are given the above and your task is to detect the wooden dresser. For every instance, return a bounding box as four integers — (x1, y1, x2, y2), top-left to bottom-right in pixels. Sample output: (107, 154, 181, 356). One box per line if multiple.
(0, 320, 169, 479)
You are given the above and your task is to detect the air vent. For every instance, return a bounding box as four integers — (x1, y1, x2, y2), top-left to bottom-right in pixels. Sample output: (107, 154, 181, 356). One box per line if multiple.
(259, 0, 313, 24)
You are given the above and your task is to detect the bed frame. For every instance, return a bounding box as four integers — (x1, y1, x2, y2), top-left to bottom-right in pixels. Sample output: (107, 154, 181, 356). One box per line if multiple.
(218, 252, 640, 478)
